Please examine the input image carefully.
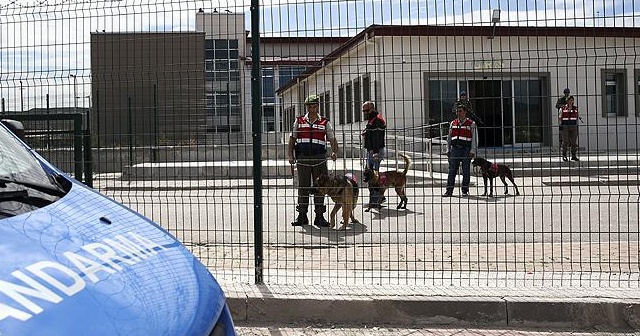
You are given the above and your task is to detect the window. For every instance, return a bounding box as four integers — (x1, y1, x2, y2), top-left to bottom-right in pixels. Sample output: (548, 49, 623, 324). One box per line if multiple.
(215, 60, 229, 71)
(353, 79, 362, 122)
(319, 91, 331, 120)
(263, 106, 275, 131)
(214, 71, 229, 81)
(338, 86, 345, 125)
(214, 50, 229, 59)
(262, 68, 275, 104)
(362, 74, 371, 102)
(346, 82, 353, 124)
(204, 38, 241, 133)
(214, 39, 228, 49)
(283, 106, 296, 132)
(278, 66, 307, 90)
(601, 69, 627, 117)
(427, 79, 457, 125)
(513, 79, 543, 144)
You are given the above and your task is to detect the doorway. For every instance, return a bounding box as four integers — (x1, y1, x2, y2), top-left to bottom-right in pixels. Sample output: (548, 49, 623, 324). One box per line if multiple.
(468, 80, 505, 147)
(425, 76, 547, 148)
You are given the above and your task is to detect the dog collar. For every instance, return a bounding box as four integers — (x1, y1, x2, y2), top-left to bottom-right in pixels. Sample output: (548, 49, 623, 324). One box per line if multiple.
(379, 173, 387, 186)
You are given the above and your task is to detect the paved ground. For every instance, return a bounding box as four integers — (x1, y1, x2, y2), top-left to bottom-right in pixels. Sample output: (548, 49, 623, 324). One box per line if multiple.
(93, 158, 640, 332)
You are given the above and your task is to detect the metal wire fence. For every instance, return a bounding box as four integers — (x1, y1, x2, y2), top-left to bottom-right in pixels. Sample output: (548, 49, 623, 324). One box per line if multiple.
(1, 0, 639, 288)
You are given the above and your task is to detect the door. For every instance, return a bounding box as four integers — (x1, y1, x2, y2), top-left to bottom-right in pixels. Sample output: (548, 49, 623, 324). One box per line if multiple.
(427, 77, 546, 148)
(468, 80, 503, 147)
(513, 79, 545, 145)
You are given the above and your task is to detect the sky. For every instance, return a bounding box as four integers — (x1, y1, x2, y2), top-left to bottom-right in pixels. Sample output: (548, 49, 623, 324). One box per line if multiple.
(0, 0, 638, 111)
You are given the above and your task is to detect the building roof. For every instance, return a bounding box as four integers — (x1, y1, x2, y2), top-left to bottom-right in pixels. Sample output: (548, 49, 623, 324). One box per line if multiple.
(246, 56, 325, 66)
(256, 36, 350, 44)
(6, 107, 89, 115)
(276, 24, 640, 93)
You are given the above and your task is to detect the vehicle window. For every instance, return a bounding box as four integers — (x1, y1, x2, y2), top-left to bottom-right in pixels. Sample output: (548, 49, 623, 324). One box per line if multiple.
(0, 125, 68, 218)
(0, 125, 50, 181)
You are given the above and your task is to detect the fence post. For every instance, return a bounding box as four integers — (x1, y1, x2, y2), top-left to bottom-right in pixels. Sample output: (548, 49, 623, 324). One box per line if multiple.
(73, 114, 83, 181)
(83, 106, 93, 187)
(128, 97, 133, 167)
(153, 84, 158, 162)
(251, 0, 264, 284)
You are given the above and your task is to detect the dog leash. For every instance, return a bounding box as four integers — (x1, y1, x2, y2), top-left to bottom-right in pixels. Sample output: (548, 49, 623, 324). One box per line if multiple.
(295, 160, 327, 168)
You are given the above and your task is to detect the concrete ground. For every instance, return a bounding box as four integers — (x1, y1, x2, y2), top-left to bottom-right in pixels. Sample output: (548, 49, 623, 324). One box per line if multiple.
(94, 154, 640, 333)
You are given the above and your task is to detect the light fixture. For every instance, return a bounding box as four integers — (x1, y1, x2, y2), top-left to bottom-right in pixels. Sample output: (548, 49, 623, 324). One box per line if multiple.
(491, 9, 501, 23)
(489, 9, 501, 39)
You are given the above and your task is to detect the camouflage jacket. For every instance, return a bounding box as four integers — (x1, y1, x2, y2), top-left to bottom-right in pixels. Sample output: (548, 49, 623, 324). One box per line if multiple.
(452, 99, 474, 114)
(555, 95, 569, 110)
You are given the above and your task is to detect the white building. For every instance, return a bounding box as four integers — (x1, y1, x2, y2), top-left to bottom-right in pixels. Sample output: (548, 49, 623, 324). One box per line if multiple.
(277, 25, 640, 153)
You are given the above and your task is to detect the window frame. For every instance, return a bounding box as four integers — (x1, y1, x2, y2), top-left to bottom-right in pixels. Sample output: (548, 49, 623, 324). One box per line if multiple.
(601, 68, 628, 117)
(319, 91, 331, 120)
(353, 78, 362, 123)
(362, 74, 371, 102)
(338, 85, 345, 125)
(345, 82, 353, 124)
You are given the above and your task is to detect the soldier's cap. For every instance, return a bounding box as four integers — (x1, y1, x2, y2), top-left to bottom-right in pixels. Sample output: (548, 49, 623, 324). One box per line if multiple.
(304, 94, 320, 105)
(460, 91, 467, 96)
(563, 88, 570, 94)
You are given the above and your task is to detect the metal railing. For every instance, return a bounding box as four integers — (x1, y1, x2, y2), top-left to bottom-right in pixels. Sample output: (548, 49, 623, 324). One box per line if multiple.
(389, 121, 450, 177)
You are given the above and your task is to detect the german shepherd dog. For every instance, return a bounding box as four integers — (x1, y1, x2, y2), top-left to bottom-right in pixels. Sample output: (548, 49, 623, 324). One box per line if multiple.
(471, 157, 520, 197)
(362, 153, 411, 211)
(312, 173, 360, 230)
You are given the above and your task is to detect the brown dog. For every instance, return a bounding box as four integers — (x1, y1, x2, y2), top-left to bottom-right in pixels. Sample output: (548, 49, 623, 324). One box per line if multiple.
(312, 173, 360, 230)
(471, 157, 520, 197)
(362, 153, 411, 211)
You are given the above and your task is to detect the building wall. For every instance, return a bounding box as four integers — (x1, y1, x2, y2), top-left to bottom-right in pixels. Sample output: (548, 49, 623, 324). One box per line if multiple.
(196, 12, 246, 144)
(279, 33, 640, 151)
(90, 32, 206, 147)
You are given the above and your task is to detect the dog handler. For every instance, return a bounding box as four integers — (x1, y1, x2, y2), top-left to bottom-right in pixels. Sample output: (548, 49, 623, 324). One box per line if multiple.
(443, 105, 478, 197)
(361, 101, 387, 208)
(555, 88, 571, 154)
(559, 95, 581, 161)
(287, 94, 339, 227)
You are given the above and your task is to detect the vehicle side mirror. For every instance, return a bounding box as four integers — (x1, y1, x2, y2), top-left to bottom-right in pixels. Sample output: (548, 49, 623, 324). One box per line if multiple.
(1, 119, 26, 141)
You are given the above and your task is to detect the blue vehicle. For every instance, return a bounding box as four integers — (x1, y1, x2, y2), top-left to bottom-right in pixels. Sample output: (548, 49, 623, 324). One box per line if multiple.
(0, 120, 236, 335)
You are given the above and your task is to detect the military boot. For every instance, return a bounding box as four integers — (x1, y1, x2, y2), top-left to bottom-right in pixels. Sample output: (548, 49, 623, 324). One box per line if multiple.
(314, 213, 330, 227)
(291, 213, 308, 226)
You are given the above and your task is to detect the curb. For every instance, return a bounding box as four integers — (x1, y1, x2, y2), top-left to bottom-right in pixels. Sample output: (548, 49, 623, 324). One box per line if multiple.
(224, 285, 640, 331)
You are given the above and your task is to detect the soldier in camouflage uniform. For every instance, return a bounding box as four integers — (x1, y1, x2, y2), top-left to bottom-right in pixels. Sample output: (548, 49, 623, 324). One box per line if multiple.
(555, 88, 571, 151)
(452, 91, 482, 125)
(452, 91, 473, 113)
